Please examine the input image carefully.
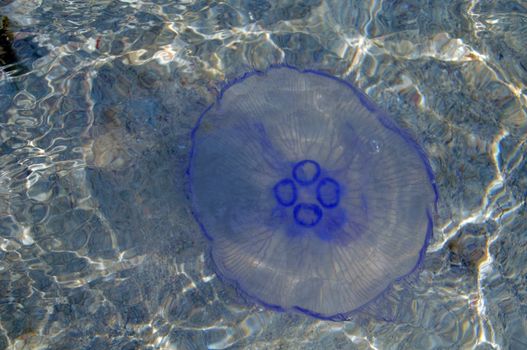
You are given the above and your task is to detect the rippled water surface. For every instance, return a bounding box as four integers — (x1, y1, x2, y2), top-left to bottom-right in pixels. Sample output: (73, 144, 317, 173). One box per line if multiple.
(1, 0, 526, 349)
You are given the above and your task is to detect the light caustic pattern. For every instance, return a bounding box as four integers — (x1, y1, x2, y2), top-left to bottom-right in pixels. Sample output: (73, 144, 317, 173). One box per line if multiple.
(1, 0, 526, 348)
(189, 66, 437, 320)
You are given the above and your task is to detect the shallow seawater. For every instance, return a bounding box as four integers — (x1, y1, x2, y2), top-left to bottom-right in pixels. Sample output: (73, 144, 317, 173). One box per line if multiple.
(0, 0, 526, 349)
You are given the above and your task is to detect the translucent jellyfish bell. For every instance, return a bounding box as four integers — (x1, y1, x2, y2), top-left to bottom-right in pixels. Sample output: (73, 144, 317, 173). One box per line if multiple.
(188, 66, 437, 320)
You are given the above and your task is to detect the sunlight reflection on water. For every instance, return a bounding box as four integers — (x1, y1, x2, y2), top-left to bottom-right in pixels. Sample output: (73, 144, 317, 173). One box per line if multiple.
(0, 0, 526, 349)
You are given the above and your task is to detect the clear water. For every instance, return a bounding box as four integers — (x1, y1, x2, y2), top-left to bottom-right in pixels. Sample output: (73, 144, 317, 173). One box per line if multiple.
(0, 0, 526, 349)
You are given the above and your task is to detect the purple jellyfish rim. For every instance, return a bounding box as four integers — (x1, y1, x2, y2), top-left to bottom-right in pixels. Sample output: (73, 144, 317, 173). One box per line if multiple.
(186, 64, 438, 321)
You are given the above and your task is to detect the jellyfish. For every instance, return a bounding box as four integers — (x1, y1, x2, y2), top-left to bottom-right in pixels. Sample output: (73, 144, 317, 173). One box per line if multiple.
(188, 66, 437, 320)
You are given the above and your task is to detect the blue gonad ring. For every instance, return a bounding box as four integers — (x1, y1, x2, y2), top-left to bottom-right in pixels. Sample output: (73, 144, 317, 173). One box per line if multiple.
(188, 65, 437, 320)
